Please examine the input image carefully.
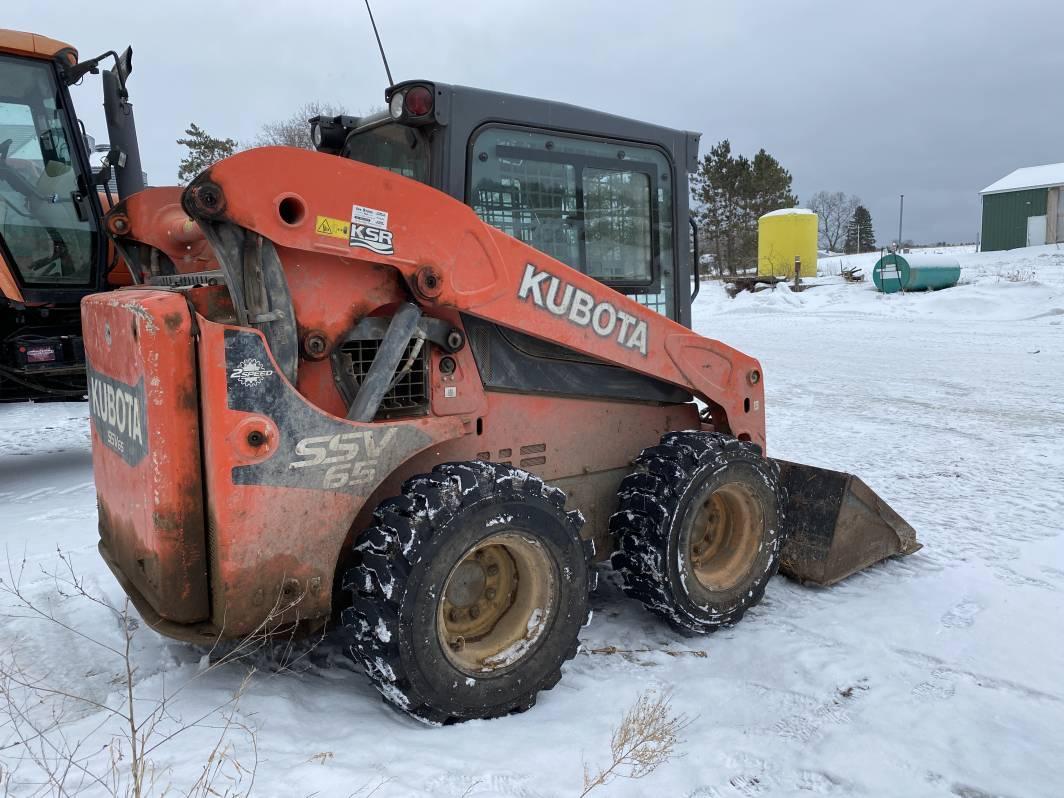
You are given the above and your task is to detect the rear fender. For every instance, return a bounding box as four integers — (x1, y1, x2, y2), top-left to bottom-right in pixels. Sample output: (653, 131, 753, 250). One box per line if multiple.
(195, 318, 465, 635)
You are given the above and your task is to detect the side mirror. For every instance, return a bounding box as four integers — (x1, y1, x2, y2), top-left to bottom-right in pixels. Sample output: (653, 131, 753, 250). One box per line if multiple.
(114, 47, 133, 86)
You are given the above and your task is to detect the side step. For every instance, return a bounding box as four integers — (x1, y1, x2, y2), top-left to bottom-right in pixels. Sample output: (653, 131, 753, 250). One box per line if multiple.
(774, 460, 921, 586)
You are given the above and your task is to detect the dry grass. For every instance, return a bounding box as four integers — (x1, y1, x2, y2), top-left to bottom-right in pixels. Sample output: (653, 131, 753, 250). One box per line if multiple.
(1002, 268, 1036, 282)
(580, 689, 691, 796)
(0, 549, 319, 796)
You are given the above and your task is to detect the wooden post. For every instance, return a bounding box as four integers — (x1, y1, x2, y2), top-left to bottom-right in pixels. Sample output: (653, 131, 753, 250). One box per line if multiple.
(793, 255, 801, 291)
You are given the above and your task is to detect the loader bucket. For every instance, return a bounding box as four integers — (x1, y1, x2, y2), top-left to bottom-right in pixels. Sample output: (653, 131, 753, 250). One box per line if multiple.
(774, 460, 921, 586)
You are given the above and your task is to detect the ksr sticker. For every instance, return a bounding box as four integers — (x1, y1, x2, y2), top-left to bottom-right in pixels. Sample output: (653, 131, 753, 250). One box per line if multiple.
(349, 204, 394, 255)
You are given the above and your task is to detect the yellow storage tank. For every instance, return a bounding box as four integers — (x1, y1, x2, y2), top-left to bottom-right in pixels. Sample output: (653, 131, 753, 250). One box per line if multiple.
(758, 208, 818, 278)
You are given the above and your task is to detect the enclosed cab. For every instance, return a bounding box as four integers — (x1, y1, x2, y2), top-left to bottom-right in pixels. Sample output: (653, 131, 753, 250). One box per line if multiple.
(0, 29, 142, 400)
(312, 80, 702, 326)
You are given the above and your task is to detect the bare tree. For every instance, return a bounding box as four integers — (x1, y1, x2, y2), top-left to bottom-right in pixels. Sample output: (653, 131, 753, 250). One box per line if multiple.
(255, 102, 349, 150)
(808, 191, 860, 253)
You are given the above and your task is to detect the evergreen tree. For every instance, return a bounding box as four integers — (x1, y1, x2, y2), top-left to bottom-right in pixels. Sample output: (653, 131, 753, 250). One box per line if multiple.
(691, 140, 749, 275)
(844, 205, 876, 253)
(177, 123, 238, 185)
(747, 149, 799, 221)
(691, 140, 798, 274)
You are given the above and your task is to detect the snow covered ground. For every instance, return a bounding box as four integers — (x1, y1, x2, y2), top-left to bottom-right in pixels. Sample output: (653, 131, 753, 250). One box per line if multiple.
(1, 245, 1062, 797)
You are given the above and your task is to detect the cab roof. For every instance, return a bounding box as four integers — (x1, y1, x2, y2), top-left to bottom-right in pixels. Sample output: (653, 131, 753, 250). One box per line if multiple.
(0, 29, 77, 62)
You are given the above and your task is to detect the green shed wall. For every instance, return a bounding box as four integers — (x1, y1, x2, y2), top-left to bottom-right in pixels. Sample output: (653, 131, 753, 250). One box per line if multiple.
(980, 188, 1048, 251)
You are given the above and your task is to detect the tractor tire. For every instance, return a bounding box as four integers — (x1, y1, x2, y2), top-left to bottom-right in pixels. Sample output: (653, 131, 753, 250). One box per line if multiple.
(342, 461, 592, 724)
(610, 431, 784, 636)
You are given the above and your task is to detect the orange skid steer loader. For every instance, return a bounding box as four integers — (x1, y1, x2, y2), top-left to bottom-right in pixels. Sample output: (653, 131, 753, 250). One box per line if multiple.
(83, 82, 918, 723)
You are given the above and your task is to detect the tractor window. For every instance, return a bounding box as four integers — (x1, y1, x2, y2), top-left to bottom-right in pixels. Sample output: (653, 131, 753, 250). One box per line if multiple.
(583, 167, 652, 283)
(0, 54, 98, 288)
(472, 159, 580, 269)
(342, 122, 430, 183)
(469, 126, 675, 317)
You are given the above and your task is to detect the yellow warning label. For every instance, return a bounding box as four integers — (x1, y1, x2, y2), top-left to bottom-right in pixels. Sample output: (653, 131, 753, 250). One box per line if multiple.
(314, 215, 350, 240)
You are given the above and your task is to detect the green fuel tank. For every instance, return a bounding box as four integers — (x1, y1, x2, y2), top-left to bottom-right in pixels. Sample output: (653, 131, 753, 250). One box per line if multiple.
(873, 253, 961, 294)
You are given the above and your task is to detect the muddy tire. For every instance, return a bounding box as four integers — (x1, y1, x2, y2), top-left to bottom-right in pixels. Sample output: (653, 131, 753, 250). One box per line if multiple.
(610, 431, 784, 636)
(342, 461, 592, 724)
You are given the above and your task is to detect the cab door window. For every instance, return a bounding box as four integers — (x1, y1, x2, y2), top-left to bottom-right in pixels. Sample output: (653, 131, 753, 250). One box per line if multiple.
(0, 54, 98, 287)
(469, 126, 675, 318)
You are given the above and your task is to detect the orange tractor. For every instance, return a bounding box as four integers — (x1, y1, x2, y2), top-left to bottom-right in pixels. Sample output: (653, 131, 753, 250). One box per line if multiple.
(0, 30, 143, 400)
(80, 79, 919, 723)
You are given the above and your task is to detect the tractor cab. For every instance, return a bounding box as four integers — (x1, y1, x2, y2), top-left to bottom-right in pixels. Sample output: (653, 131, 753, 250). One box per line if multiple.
(0, 30, 142, 399)
(311, 80, 701, 327)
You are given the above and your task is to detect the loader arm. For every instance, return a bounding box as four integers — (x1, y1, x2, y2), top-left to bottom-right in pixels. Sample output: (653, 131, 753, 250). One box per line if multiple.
(178, 147, 767, 451)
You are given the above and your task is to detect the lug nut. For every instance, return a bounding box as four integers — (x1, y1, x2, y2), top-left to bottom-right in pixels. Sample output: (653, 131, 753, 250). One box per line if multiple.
(485, 588, 496, 600)
(486, 564, 499, 576)
(448, 608, 459, 623)
(469, 605, 480, 619)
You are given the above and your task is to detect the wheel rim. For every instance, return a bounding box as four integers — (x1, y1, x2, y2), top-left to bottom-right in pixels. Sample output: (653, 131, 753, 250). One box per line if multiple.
(684, 482, 764, 592)
(438, 532, 556, 675)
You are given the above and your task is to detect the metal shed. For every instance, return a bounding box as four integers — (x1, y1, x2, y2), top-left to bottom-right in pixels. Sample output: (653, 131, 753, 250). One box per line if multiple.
(979, 163, 1064, 251)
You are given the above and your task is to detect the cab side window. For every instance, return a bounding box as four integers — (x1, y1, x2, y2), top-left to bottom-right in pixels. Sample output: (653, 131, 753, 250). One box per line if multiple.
(469, 127, 675, 318)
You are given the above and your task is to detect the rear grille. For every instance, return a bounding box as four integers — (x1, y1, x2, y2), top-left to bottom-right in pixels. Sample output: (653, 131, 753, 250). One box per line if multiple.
(336, 338, 428, 418)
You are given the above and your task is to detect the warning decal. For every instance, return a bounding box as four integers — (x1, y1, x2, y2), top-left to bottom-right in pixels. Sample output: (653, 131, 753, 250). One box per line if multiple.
(314, 215, 350, 240)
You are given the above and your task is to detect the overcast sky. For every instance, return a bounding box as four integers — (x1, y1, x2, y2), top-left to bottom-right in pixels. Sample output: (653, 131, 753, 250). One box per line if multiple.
(12, 0, 1064, 245)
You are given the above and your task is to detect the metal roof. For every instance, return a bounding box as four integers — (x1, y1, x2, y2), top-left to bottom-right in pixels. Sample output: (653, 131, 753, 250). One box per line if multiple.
(980, 162, 1064, 195)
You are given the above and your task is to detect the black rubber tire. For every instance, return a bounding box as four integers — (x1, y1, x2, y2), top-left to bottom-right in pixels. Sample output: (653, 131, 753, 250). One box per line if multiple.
(342, 461, 592, 724)
(609, 431, 784, 636)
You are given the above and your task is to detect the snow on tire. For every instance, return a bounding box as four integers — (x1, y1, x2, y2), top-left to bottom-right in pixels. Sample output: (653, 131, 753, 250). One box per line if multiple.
(342, 461, 592, 724)
(610, 431, 784, 636)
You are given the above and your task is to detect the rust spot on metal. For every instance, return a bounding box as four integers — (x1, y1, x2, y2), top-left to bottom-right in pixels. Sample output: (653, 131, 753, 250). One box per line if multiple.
(163, 311, 184, 333)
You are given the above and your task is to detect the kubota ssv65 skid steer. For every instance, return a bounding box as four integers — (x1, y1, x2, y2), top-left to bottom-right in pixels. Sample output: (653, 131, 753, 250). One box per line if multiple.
(83, 81, 919, 723)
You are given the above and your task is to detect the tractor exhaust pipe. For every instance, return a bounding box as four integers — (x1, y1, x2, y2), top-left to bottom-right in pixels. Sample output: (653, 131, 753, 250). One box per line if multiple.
(774, 460, 921, 586)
